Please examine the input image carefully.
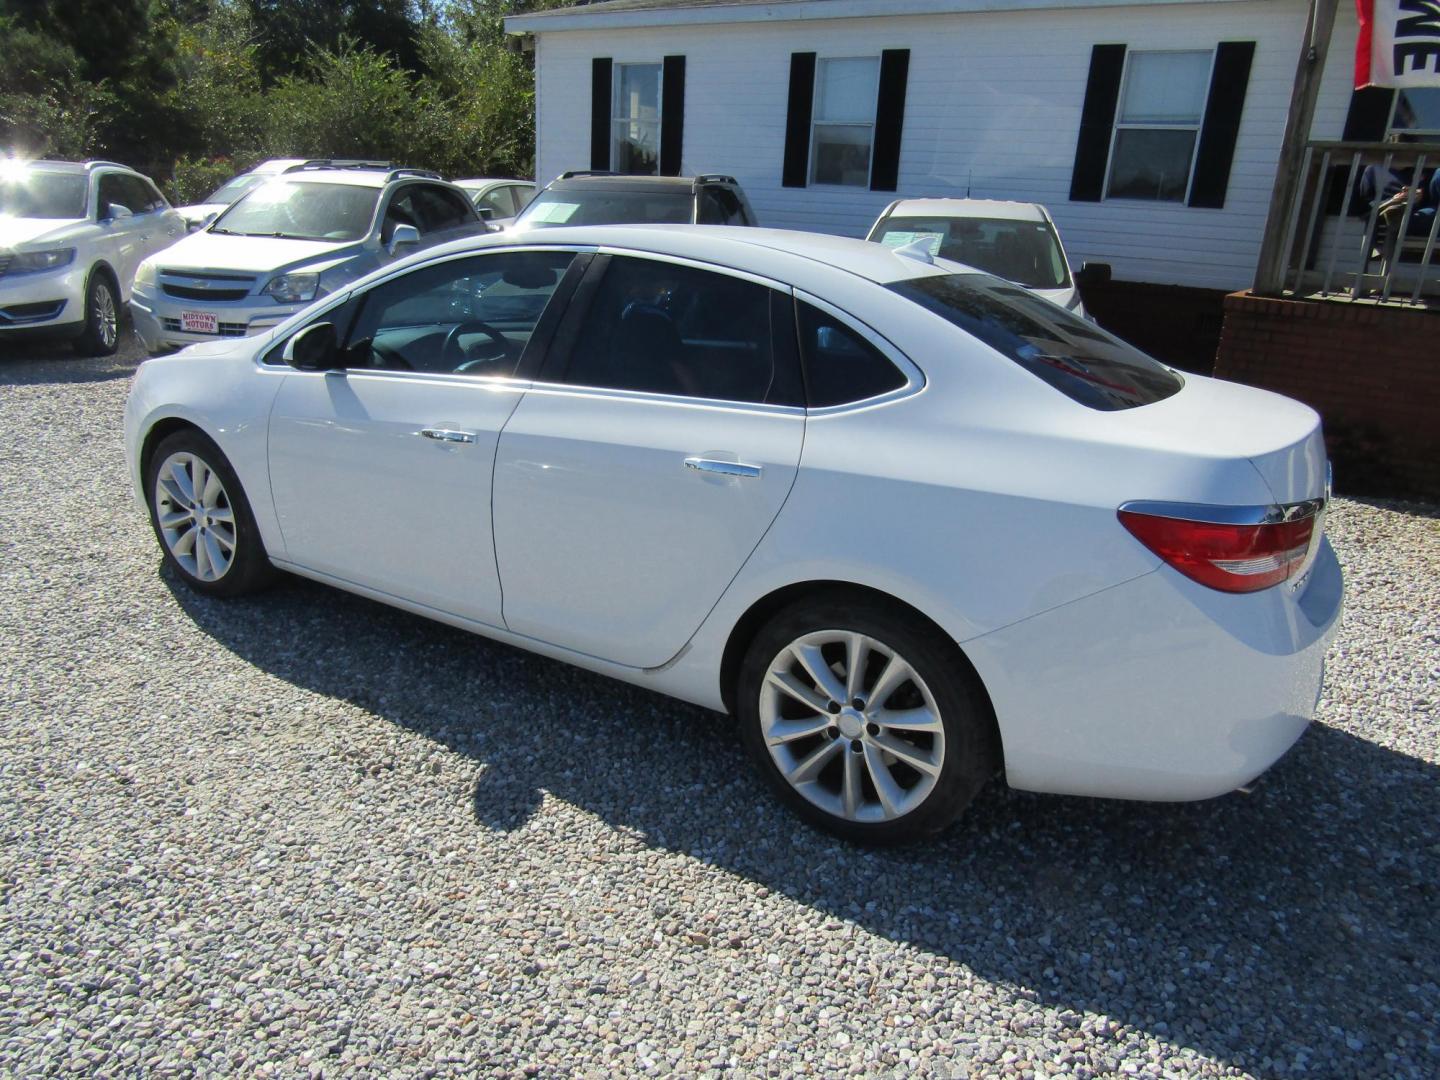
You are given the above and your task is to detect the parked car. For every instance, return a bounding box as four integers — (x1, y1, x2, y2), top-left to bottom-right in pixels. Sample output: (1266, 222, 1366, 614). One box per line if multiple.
(452, 178, 536, 229)
(173, 158, 311, 232)
(866, 198, 1091, 317)
(508, 172, 758, 231)
(124, 225, 1340, 844)
(130, 162, 482, 354)
(1, 158, 184, 355)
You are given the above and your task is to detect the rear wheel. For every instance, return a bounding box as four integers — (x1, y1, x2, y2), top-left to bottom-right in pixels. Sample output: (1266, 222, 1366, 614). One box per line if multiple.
(738, 598, 997, 844)
(144, 429, 277, 596)
(73, 271, 120, 357)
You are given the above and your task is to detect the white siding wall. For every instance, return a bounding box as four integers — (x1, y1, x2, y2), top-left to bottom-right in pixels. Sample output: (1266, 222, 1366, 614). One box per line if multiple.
(531, 1, 1364, 291)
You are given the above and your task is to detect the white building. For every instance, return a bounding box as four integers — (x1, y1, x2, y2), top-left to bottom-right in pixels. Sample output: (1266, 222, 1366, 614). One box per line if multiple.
(507, 0, 1437, 292)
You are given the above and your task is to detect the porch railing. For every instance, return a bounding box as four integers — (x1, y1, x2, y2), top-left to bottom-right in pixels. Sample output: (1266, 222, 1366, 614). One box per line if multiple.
(1259, 140, 1440, 305)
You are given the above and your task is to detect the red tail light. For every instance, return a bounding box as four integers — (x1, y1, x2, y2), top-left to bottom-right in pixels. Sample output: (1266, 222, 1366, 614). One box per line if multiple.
(1118, 502, 1322, 593)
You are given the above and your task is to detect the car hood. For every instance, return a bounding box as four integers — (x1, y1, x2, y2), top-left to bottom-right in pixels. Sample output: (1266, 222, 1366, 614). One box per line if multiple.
(154, 230, 364, 275)
(0, 216, 86, 250)
(176, 203, 227, 224)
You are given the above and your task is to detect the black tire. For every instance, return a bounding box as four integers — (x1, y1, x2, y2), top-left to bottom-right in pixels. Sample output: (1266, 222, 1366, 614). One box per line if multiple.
(737, 596, 998, 845)
(73, 270, 121, 357)
(144, 428, 278, 597)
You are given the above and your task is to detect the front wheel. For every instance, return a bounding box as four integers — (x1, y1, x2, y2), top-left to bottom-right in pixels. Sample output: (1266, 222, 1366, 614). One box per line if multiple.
(737, 599, 997, 844)
(73, 271, 120, 357)
(145, 429, 277, 596)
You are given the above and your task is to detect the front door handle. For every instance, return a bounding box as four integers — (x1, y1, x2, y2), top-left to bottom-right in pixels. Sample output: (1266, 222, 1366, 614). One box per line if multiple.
(420, 428, 477, 444)
(685, 456, 762, 479)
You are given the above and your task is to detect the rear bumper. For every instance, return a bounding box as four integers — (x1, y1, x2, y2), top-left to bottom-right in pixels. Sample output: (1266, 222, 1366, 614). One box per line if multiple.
(966, 536, 1343, 801)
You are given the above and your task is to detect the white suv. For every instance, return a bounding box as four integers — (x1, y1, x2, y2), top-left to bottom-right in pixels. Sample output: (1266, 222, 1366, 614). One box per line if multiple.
(0, 159, 184, 355)
(130, 163, 482, 355)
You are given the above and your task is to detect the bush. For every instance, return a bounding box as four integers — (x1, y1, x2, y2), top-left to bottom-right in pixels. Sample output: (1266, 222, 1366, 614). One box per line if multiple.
(166, 155, 249, 205)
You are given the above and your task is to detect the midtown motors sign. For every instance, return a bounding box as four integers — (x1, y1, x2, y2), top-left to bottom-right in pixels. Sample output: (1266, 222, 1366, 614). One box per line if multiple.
(1356, 0, 1440, 87)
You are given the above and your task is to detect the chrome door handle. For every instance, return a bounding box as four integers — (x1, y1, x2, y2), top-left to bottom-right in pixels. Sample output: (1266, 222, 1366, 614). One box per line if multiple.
(684, 457, 762, 478)
(420, 428, 477, 444)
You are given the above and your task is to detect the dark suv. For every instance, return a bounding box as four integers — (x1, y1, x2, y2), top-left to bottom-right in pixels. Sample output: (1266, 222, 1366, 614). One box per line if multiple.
(508, 172, 758, 231)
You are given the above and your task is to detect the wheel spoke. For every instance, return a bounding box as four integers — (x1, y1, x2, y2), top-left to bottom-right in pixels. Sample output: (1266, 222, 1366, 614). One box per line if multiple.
(766, 670, 831, 715)
(210, 527, 236, 552)
(867, 652, 914, 711)
(193, 531, 211, 577)
(207, 506, 235, 525)
(872, 732, 942, 777)
(843, 633, 869, 702)
(158, 509, 192, 530)
(200, 468, 223, 509)
(168, 460, 195, 504)
(765, 715, 834, 746)
(862, 742, 906, 816)
(871, 707, 942, 733)
(841, 748, 864, 819)
(200, 532, 227, 578)
(786, 737, 842, 784)
(171, 526, 197, 556)
(792, 644, 846, 705)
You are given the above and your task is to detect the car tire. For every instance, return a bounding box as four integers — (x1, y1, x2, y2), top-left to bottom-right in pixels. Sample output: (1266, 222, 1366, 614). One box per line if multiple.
(73, 270, 121, 357)
(737, 597, 998, 845)
(144, 429, 278, 597)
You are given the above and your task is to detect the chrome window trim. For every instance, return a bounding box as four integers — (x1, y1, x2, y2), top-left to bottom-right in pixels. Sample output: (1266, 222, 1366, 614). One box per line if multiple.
(515, 379, 807, 419)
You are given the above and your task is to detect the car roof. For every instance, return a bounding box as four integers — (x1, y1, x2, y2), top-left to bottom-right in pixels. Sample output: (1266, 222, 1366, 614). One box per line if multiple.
(454, 178, 533, 188)
(882, 198, 1050, 223)
(23, 160, 137, 175)
(544, 174, 734, 193)
(249, 158, 311, 175)
(408, 224, 970, 287)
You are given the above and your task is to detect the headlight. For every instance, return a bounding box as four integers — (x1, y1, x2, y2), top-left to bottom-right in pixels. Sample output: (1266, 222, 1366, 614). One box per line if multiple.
(133, 260, 156, 289)
(263, 272, 320, 304)
(9, 247, 76, 273)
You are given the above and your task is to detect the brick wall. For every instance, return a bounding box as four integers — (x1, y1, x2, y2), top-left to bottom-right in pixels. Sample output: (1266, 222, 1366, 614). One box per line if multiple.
(1214, 292, 1439, 499)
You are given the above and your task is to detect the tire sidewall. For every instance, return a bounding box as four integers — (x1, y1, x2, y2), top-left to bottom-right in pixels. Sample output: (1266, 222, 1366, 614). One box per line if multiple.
(75, 270, 120, 357)
(737, 599, 994, 845)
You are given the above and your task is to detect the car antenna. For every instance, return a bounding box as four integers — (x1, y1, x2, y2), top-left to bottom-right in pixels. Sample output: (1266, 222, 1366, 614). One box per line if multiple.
(894, 238, 935, 265)
(966, 169, 972, 198)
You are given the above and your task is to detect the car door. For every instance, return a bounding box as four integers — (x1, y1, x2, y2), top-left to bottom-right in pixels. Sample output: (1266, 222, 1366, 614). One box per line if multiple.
(266, 248, 585, 626)
(95, 173, 148, 289)
(133, 176, 184, 264)
(491, 253, 807, 668)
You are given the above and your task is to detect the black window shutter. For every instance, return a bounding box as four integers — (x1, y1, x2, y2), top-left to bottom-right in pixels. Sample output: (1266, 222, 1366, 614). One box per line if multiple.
(591, 58, 612, 171)
(660, 55, 686, 176)
(1188, 41, 1255, 209)
(870, 49, 910, 192)
(782, 52, 817, 188)
(1341, 86, 1396, 140)
(1070, 44, 1126, 202)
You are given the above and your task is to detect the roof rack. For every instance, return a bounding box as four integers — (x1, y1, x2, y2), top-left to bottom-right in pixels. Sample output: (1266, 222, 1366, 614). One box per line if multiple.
(83, 160, 130, 171)
(385, 168, 442, 182)
(558, 170, 618, 180)
(693, 174, 738, 186)
(292, 159, 393, 173)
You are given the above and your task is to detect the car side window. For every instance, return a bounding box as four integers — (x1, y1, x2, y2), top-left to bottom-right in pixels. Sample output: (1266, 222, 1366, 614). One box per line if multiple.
(413, 185, 475, 232)
(698, 186, 745, 226)
(381, 189, 421, 244)
(97, 175, 129, 217)
(139, 178, 169, 212)
(510, 185, 535, 213)
(342, 250, 576, 377)
(117, 175, 156, 213)
(795, 301, 907, 407)
(560, 256, 803, 406)
(478, 187, 514, 217)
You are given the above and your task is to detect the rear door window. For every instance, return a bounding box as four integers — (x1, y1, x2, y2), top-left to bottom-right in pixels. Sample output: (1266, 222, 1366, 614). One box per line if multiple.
(698, 186, 746, 225)
(888, 272, 1183, 410)
(795, 302, 908, 407)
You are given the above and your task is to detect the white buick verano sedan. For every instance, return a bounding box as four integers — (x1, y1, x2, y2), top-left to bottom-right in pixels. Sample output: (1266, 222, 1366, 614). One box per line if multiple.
(124, 226, 1342, 843)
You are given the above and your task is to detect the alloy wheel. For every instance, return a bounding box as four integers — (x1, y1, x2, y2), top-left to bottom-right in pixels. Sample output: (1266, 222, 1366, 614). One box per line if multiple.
(759, 630, 946, 823)
(153, 451, 237, 582)
(94, 282, 118, 350)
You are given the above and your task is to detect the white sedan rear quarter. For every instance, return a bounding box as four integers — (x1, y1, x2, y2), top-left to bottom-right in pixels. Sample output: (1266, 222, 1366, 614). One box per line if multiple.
(124, 225, 1341, 843)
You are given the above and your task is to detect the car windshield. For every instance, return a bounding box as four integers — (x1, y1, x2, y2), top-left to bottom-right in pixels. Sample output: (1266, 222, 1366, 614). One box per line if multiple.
(516, 187, 691, 228)
(203, 173, 270, 206)
(211, 180, 378, 241)
(875, 216, 1071, 289)
(0, 170, 88, 219)
(889, 272, 1182, 410)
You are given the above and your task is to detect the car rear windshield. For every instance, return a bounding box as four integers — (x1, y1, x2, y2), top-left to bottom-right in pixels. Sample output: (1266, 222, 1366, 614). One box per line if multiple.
(888, 273, 1183, 410)
(875, 217, 1070, 289)
(203, 173, 269, 206)
(517, 187, 692, 228)
(0, 171, 87, 219)
(211, 180, 378, 241)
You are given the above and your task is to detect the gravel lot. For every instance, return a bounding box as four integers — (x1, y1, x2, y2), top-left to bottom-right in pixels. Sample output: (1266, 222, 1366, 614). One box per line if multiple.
(1, 331, 1437, 1078)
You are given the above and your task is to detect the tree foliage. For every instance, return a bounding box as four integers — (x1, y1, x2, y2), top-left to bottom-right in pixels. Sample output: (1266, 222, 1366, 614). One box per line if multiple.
(0, 0, 579, 202)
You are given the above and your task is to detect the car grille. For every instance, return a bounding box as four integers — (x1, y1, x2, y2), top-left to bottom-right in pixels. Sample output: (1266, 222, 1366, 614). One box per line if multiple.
(160, 317, 250, 337)
(158, 270, 256, 303)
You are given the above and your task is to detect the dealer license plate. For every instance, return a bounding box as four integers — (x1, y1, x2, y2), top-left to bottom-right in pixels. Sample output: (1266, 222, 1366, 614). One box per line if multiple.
(180, 311, 218, 334)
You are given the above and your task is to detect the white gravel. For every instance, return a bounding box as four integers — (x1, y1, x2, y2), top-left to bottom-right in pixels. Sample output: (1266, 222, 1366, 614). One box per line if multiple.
(1, 333, 1437, 1078)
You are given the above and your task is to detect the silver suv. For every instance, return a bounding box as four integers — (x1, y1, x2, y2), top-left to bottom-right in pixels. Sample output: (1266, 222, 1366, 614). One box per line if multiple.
(0, 159, 184, 355)
(130, 163, 482, 355)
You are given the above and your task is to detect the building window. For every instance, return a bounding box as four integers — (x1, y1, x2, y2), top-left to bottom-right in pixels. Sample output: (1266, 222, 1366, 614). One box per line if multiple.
(613, 63, 662, 174)
(1390, 87, 1440, 139)
(1105, 50, 1213, 202)
(810, 56, 880, 187)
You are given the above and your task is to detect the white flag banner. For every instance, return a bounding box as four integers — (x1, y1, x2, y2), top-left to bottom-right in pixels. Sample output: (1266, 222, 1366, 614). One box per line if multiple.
(1356, 0, 1440, 88)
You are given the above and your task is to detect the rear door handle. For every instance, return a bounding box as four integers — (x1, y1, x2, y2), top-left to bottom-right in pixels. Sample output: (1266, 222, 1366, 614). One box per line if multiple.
(685, 457, 762, 478)
(420, 428, 477, 444)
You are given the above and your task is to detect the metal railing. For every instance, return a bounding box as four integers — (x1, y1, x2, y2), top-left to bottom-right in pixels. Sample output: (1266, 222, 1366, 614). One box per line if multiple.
(1262, 140, 1440, 305)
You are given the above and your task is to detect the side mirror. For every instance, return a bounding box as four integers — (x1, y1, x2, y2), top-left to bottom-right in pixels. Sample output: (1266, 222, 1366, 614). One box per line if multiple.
(1075, 261, 1112, 287)
(387, 223, 420, 256)
(187, 211, 217, 233)
(105, 203, 133, 223)
(282, 322, 339, 371)
(477, 206, 496, 221)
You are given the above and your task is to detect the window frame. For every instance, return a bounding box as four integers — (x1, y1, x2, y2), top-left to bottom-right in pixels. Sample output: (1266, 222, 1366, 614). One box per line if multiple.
(611, 61, 664, 177)
(791, 289, 923, 412)
(1102, 47, 1217, 204)
(1388, 87, 1440, 140)
(808, 55, 883, 190)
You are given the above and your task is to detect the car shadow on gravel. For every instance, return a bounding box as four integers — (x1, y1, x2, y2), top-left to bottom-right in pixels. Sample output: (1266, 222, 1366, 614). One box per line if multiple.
(166, 570, 1440, 1075)
(0, 332, 146, 385)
